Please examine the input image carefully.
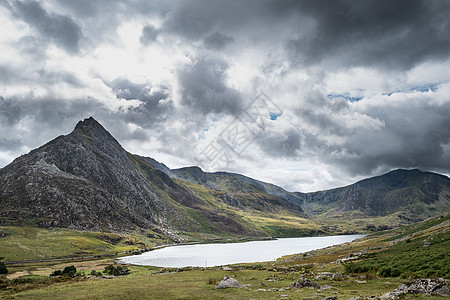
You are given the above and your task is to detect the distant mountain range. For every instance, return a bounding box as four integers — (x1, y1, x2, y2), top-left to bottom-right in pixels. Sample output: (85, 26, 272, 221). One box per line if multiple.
(1, 117, 449, 239)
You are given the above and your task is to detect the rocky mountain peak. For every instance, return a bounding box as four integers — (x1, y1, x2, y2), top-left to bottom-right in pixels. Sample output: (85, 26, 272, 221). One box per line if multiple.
(73, 116, 111, 137)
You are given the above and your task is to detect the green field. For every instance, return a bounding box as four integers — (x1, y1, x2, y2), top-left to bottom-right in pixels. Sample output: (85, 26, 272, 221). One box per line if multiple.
(0, 227, 155, 262)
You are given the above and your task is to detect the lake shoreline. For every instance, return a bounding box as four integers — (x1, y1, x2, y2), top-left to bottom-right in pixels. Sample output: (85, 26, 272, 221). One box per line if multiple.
(120, 234, 366, 268)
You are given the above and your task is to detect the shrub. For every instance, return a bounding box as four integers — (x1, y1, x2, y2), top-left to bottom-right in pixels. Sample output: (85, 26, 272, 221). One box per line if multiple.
(62, 266, 77, 278)
(50, 270, 62, 277)
(0, 261, 7, 274)
(378, 267, 401, 277)
(103, 265, 129, 276)
(90, 270, 103, 276)
(50, 266, 77, 278)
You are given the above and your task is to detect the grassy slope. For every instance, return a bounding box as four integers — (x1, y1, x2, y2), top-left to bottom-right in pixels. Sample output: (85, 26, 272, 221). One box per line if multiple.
(175, 179, 324, 238)
(0, 227, 161, 262)
(342, 214, 450, 278)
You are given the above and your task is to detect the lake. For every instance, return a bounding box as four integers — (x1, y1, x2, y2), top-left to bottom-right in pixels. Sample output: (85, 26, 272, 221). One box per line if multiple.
(120, 234, 365, 267)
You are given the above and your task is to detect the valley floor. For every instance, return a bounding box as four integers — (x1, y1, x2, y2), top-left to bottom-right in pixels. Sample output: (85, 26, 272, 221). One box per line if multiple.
(1, 213, 448, 299)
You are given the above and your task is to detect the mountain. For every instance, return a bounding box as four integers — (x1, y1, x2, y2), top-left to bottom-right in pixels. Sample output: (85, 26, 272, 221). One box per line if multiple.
(0, 117, 308, 239)
(295, 169, 450, 220)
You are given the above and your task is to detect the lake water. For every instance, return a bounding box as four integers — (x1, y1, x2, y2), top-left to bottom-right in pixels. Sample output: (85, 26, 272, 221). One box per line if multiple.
(120, 234, 365, 268)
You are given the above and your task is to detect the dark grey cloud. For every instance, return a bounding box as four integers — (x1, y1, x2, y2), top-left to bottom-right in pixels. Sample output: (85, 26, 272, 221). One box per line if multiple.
(6, 0, 83, 53)
(177, 56, 243, 115)
(155, 0, 450, 70)
(258, 128, 302, 157)
(295, 90, 450, 177)
(52, 0, 171, 47)
(281, 0, 450, 70)
(140, 25, 159, 45)
(203, 32, 233, 50)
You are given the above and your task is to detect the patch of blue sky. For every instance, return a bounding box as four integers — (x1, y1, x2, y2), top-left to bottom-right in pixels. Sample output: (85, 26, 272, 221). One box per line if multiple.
(197, 129, 208, 140)
(410, 83, 439, 93)
(269, 112, 281, 120)
(327, 94, 363, 102)
(382, 84, 439, 96)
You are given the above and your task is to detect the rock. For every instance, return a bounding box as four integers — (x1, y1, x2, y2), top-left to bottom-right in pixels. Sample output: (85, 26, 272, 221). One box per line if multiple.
(315, 272, 334, 280)
(380, 291, 402, 299)
(381, 278, 450, 298)
(356, 280, 367, 284)
(322, 297, 337, 300)
(222, 266, 233, 271)
(215, 276, 245, 289)
(331, 273, 343, 281)
(319, 284, 333, 292)
(290, 278, 321, 289)
(266, 277, 280, 281)
(256, 288, 267, 291)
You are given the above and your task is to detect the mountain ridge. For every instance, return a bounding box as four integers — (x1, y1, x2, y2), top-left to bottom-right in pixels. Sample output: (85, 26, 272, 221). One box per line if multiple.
(143, 157, 449, 219)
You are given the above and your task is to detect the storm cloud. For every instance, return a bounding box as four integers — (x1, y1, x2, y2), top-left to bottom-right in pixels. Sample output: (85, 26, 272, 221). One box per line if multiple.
(1, 0, 449, 192)
(5, 0, 83, 53)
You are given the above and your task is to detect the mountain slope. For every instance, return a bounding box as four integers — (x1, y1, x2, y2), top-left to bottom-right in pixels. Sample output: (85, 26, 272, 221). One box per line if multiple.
(145, 158, 450, 221)
(170, 167, 304, 215)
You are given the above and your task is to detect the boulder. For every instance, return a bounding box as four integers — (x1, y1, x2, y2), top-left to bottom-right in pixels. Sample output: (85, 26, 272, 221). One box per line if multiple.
(290, 278, 321, 289)
(215, 276, 245, 289)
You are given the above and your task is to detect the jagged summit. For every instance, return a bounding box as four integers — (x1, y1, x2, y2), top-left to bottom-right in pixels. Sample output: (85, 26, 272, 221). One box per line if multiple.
(74, 116, 100, 130)
(72, 116, 117, 142)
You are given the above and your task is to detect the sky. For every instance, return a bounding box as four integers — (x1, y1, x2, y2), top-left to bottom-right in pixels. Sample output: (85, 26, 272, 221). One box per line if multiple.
(1, 0, 450, 192)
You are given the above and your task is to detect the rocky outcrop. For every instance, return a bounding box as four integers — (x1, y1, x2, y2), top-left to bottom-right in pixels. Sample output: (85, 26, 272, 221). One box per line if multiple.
(380, 278, 450, 299)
